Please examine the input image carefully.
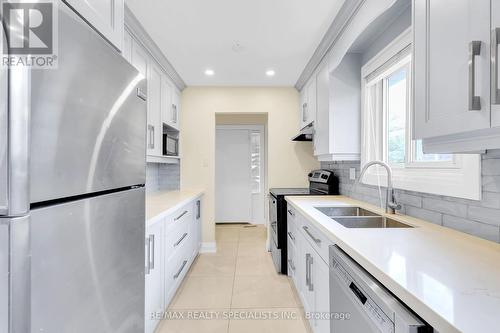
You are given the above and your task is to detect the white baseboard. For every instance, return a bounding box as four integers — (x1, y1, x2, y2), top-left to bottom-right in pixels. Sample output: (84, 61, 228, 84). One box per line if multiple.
(200, 242, 217, 253)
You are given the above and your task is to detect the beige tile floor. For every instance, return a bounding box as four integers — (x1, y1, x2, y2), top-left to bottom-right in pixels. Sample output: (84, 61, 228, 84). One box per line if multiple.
(156, 224, 312, 333)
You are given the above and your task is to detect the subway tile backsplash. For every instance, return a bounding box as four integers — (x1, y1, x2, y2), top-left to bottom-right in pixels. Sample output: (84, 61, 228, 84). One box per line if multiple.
(321, 150, 500, 243)
(146, 163, 180, 192)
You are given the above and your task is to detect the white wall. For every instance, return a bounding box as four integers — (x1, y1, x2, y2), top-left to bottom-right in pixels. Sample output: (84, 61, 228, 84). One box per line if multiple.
(180, 87, 320, 243)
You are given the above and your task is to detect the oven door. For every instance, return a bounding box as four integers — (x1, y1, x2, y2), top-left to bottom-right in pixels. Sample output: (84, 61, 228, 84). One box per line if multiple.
(268, 194, 281, 272)
(269, 195, 279, 247)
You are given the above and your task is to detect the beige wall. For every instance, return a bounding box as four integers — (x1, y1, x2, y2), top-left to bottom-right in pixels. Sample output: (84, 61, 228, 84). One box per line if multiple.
(180, 87, 320, 244)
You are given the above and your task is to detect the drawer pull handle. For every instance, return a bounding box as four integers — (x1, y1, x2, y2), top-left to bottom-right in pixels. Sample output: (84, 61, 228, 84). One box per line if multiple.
(174, 210, 188, 221)
(173, 260, 188, 279)
(287, 209, 294, 217)
(492, 28, 500, 104)
(174, 233, 188, 247)
(468, 40, 482, 111)
(287, 231, 295, 241)
(149, 235, 155, 270)
(303, 226, 321, 244)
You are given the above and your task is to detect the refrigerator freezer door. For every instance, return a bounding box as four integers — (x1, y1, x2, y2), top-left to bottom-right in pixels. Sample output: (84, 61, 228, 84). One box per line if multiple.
(30, 188, 145, 333)
(0, 221, 7, 333)
(29, 3, 147, 204)
(1, 216, 30, 333)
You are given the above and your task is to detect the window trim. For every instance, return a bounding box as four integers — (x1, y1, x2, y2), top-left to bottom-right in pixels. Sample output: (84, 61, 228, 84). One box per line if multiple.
(360, 28, 482, 201)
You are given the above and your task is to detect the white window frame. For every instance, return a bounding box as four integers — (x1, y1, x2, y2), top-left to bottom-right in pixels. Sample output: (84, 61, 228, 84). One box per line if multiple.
(360, 28, 482, 201)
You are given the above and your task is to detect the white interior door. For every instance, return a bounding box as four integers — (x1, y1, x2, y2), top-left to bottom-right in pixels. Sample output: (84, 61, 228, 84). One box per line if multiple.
(216, 129, 252, 223)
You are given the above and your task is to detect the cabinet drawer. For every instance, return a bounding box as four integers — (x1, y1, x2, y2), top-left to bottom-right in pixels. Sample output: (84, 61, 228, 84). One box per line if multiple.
(300, 218, 332, 265)
(165, 240, 192, 306)
(164, 206, 193, 260)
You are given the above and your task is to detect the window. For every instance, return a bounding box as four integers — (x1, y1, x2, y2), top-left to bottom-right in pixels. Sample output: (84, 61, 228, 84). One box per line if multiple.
(361, 29, 481, 200)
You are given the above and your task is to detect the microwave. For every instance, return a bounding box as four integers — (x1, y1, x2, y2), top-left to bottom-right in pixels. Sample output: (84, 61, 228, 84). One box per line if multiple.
(163, 134, 179, 156)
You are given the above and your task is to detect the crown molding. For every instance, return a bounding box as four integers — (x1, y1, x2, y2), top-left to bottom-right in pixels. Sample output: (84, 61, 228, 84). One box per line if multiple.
(295, 0, 366, 91)
(124, 5, 187, 91)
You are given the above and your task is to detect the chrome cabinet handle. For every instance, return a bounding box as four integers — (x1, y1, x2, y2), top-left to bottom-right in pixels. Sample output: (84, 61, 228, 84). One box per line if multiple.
(288, 259, 296, 271)
(287, 231, 295, 241)
(308, 254, 314, 292)
(196, 200, 201, 219)
(145, 237, 151, 275)
(174, 233, 188, 247)
(151, 125, 155, 148)
(137, 87, 147, 101)
(493, 28, 500, 105)
(149, 235, 155, 270)
(174, 210, 188, 221)
(305, 253, 311, 288)
(172, 104, 177, 123)
(302, 103, 308, 122)
(147, 125, 154, 149)
(469, 41, 482, 111)
(173, 260, 188, 279)
(303, 226, 321, 244)
(287, 209, 294, 217)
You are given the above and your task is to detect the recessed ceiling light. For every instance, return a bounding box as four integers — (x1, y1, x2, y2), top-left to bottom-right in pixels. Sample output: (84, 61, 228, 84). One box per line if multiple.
(205, 69, 215, 76)
(266, 70, 275, 77)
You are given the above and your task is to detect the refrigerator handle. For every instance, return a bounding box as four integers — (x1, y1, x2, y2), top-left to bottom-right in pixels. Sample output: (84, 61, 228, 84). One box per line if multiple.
(145, 237, 151, 275)
(4, 32, 31, 216)
(0, 24, 8, 215)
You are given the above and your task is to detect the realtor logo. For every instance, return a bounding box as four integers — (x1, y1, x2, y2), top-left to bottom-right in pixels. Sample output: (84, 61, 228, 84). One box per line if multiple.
(1, 0, 58, 68)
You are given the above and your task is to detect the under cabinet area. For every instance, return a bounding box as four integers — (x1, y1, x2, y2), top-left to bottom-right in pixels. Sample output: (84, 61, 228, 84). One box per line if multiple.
(413, 0, 500, 153)
(145, 194, 203, 333)
(123, 28, 182, 163)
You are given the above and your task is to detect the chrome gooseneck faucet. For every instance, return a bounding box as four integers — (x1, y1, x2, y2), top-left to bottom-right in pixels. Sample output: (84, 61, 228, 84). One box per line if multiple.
(358, 161, 402, 214)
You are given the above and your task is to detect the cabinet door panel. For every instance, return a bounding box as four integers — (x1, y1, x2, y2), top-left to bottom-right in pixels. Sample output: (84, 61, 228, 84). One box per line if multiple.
(315, 65, 330, 156)
(131, 41, 148, 77)
(171, 87, 181, 130)
(306, 77, 317, 126)
(493, 1, 500, 127)
(123, 30, 132, 63)
(145, 222, 164, 333)
(161, 75, 173, 127)
(148, 62, 163, 157)
(414, 0, 491, 139)
(64, 0, 124, 51)
(314, 252, 330, 333)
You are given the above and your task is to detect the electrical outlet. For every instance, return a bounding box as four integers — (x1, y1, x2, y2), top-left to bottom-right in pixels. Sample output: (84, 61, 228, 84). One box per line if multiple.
(349, 168, 356, 180)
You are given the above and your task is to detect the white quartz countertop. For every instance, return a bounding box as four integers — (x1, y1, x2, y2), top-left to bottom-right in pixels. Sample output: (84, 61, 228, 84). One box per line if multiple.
(146, 189, 204, 225)
(286, 195, 500, 333)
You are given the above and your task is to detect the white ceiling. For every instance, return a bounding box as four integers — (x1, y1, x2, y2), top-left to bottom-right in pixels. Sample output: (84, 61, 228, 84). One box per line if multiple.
(126, 0, 345, 86)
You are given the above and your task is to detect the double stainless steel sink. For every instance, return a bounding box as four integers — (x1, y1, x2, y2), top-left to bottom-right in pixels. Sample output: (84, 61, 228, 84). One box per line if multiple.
(315, 206, 414, 229)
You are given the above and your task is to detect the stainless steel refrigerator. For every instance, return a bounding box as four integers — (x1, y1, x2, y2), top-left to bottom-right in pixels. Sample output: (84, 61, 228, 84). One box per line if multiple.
(1, 3, 147, 332)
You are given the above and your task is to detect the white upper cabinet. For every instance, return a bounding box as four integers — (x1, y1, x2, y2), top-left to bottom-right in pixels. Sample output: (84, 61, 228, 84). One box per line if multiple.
(128, 33, 181, 162)
(314, 55, 361, 161)
(162, 81, 181, 131)
(64, 0, 124, 51)
(148, 62, 164, 157)
(492, 1, 500, 128)
(122, 29, 132, 63)
(414, 0, 500, 152)
(299, 77, 316, 129)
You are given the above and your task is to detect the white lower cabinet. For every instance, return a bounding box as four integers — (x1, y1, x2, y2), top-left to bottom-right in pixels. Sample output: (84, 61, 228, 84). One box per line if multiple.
(145, 195, 203, 333)
(288, 208, 332, 333)
(145, 221, 164, 333)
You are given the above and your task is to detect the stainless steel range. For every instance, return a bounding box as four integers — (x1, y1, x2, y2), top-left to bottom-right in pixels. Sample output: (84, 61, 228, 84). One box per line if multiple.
(269, 170, 339, 274)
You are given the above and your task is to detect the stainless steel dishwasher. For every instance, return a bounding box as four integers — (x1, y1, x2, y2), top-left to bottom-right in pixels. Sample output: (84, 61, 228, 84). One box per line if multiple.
(329, 246, 431, 333)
